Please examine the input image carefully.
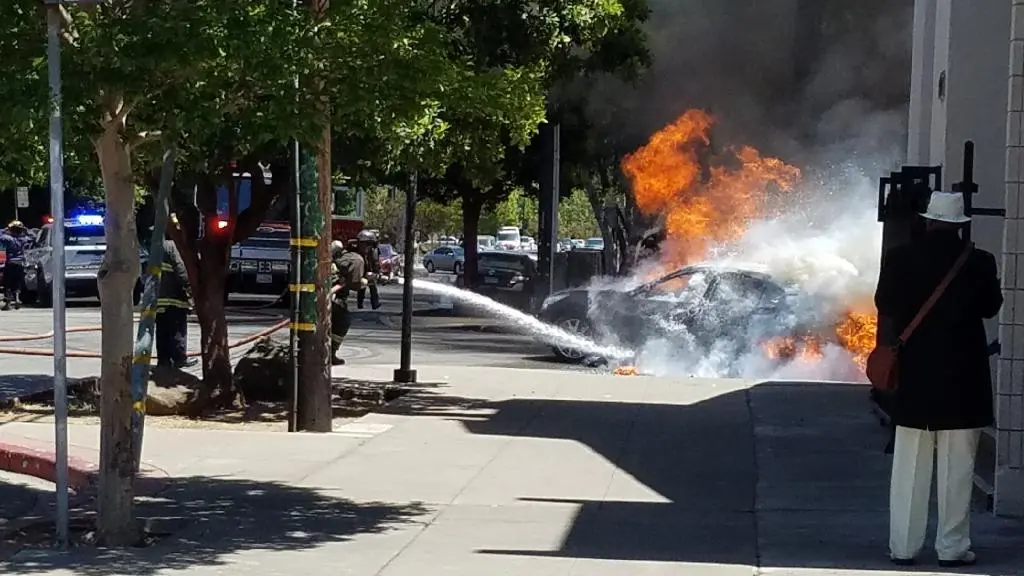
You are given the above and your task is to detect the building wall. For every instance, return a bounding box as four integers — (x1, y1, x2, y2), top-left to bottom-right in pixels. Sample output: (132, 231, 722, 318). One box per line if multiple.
(998, 0, 1024, 517)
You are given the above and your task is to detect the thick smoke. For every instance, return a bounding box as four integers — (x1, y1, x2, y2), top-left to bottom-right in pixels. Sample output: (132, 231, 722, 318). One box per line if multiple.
(582, 0, 913, 380)
(594, 0, 914, 166)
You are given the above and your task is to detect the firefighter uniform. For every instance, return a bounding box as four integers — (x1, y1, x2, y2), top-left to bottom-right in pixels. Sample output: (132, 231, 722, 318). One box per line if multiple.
(0, 221, 28, 310)
(330, 241, 366, 365)
(357, 237, 381, 310)
(156, 238, 194, 368)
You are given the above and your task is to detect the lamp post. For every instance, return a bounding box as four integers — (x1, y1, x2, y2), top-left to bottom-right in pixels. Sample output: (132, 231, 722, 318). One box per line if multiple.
(393, 171, 417, 384)
(41, 0, 103, 548)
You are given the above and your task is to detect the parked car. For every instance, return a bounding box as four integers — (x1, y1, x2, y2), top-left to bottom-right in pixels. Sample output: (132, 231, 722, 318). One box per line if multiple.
(23, 216, 145, 306)
(422, 245, 465, 274)
(583, 237, 605, 250)
(496, 226, 521, 251)
(378, 243, 402, 281)
(477, 235, 496, 251)
(457, 250, 539, 312)
(538, 264, 824, 365)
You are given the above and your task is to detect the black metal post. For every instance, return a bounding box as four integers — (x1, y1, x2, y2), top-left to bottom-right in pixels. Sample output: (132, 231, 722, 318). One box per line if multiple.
(536, 123, 560, 300)
(953, 140, 977, 242)
(394, 171, 417, 384)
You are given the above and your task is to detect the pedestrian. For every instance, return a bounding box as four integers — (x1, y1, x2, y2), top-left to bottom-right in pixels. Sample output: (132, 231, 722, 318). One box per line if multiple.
(874, 191, 1003, 568)
(0, 221, 29, 310)
(330, 238, 366, 365)
(356, 229, 381, 310)
(155, 224, 196, 369)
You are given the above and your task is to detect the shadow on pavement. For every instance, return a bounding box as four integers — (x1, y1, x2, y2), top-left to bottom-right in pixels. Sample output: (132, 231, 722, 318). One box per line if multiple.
(385, 381, 1024, 573)
(2, 475, 430, 575)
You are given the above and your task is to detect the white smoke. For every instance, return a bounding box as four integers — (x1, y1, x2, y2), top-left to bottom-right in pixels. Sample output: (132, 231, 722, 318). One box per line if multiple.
(591, 165, 883, 382)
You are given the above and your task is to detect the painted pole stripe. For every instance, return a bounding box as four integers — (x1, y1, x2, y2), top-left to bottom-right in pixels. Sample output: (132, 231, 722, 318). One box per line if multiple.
(133, 352, 152, 364)
(133, 401, 145, 414)
(290, 238, 319, 247)
(289, 283, 316, 292)
(290, 321, 316, 332)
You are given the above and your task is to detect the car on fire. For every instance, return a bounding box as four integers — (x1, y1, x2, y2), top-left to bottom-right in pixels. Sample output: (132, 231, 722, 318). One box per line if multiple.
(538, 264, 829, 364)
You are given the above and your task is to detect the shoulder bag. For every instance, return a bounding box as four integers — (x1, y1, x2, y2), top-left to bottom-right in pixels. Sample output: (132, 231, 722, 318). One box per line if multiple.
(866, 243, 973, 391)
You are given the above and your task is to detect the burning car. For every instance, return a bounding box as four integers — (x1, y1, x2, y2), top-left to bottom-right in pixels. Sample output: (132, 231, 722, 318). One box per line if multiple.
(539, 264, 836, 366)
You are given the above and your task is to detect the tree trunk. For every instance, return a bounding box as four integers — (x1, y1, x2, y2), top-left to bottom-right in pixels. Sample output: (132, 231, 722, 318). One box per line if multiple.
(94, 125, 139, 547)
(194, 239, 235, 409)
(460, 189, 481, 290)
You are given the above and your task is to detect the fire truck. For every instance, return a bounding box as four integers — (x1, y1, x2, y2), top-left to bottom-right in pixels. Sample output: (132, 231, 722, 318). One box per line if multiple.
(214, 177, 365, 300)
(330, 185, 365, 243)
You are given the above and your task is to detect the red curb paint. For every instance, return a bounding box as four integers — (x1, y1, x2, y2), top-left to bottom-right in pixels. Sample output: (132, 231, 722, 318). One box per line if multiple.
(0, 441, 97, 492)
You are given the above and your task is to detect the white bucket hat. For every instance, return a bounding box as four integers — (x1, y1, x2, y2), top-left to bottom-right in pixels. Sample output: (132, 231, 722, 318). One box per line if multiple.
(920, 191, 971, 223)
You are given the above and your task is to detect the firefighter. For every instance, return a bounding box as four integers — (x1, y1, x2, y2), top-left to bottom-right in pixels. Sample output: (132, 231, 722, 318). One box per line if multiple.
(0, 221, 29, 310)
(155, 220, 196, 369)
(356, 229, 381, 310)
(330, 238, 366, 365)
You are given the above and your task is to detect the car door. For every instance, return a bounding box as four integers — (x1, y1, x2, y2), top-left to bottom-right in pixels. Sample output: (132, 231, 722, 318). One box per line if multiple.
(430, 247, 448, 269)
(605, 268, 712, 345)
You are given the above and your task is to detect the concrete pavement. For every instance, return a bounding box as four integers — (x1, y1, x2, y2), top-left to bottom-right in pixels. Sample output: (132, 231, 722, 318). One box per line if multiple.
(1, 364, 1022, 575)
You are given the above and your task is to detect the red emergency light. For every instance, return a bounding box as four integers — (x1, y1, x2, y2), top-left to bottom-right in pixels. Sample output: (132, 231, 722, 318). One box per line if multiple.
(215, 218, 229, 230)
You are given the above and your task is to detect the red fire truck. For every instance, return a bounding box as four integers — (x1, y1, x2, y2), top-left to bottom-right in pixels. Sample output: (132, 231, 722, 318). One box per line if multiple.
(331, 185, 365, 243)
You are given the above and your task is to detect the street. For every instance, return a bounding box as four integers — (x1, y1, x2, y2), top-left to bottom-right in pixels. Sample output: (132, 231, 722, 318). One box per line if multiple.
(0, 282, 577, 400)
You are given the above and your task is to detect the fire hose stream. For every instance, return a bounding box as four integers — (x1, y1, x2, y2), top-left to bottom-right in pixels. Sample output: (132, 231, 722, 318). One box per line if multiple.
(0, 317, 289, 359)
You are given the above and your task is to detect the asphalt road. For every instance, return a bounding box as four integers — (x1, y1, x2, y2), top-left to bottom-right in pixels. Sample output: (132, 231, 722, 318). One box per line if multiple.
(0, 281, 588, 402)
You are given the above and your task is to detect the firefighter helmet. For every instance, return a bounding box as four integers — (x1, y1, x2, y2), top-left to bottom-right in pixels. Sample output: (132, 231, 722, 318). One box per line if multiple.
(330, 240, 345, 256)
(7, 220, 24, 230)
(357, 229, 377, 243)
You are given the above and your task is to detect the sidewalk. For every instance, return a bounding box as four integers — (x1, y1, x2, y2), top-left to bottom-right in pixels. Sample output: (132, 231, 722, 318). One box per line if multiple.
(1, 364, 1022, 575)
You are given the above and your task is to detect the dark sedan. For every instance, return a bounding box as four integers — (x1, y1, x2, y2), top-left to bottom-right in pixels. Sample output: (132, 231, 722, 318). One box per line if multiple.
(538, 264, 816, 363)
(457, 251, 539, 312)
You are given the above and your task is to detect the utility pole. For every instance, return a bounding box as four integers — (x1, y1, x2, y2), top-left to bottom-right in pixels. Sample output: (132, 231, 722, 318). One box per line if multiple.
(290, 0, 333, 431)
(394, 171, 417, 384)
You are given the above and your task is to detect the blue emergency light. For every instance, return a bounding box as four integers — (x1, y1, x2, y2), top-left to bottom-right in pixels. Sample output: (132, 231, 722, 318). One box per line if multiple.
(75, 214, 104, 226)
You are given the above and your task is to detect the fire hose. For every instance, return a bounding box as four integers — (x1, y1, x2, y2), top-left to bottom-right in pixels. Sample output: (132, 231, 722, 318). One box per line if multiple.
(0, 318, 289, 359)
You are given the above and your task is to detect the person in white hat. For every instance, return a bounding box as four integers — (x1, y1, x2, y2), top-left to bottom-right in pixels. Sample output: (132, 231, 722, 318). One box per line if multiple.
(874, 191, 1002, 567)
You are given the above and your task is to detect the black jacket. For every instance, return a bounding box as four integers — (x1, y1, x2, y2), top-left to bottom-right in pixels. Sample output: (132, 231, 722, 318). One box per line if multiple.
(158, 239, 192, 310)
(874, 230, 1003, 430)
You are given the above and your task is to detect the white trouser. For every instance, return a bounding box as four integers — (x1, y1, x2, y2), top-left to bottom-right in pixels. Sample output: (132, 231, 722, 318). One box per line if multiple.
(889, 426, 981, 561)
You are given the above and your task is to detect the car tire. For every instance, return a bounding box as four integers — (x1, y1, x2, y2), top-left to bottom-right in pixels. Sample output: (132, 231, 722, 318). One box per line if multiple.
(552, 315, 593, 363)
(453, 262, 463, 275)
(425, 261, 435, 273)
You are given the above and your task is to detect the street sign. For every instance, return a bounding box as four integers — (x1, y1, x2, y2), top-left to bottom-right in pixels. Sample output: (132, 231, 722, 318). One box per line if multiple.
(16, 187, 29, 208)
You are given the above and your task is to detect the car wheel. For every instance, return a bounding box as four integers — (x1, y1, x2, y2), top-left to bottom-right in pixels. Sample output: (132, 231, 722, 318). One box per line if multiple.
(453, 262, 463, 275)
(425, 261, 435, 273)
(552, 315, 592, 362)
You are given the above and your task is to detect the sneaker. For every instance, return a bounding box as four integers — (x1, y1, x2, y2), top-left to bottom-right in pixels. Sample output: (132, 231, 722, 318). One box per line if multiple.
(176, 358, 199, 369)
(331, 355, 346, 366)
(938, 550, 976, 568)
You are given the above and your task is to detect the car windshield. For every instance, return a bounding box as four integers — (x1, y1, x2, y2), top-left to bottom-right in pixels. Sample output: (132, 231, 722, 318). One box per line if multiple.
(497, 231, 519, 242)
(584, 238, 603, 247)
(638, 269, 711, 301)
(66, 225, 106, 246)
(379, 244, 395, 258)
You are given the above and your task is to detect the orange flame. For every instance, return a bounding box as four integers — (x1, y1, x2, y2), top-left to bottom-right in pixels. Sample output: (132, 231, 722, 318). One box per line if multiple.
(763, 336, 826, 363)
(614, 365, 640, 376)
(622, 109, 801, 267)
(623, 109, 878, 373)
(835, 312, 878, 370)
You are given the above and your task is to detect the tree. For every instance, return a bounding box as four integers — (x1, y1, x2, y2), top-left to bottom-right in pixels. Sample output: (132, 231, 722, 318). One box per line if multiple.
(419, 0, 651, 286)
(415, 198, 462, 239)
(0, 0, 324, 545)
(559, 189, 600, 239)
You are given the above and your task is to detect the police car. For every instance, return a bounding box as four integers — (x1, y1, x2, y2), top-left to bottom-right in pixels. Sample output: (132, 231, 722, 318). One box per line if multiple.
(23, 214, 143, 307)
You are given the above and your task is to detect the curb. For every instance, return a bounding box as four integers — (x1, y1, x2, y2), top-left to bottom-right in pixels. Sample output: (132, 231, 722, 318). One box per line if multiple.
(0, 440, 95, 493)
(0, 438, 168, 497)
